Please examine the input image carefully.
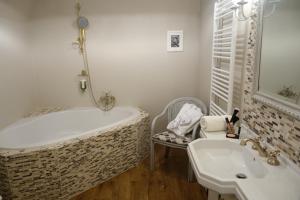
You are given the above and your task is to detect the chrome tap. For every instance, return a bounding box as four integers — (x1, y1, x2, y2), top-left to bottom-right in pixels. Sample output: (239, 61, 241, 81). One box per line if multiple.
(240, 137, 268, 157)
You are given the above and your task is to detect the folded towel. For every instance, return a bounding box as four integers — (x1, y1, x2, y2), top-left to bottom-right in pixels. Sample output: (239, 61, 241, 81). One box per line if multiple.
(200, 115, 231, 132)
(167, 103, 203, 137)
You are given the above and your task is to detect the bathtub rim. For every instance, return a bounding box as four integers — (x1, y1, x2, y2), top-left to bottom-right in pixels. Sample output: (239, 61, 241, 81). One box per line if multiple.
(0, 107, 149, 156)
(1, 106, 139, 132)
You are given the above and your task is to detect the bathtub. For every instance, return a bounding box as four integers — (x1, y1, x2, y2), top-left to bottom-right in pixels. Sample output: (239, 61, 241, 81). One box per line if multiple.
(0, 107, 140, 149)
(0, 107, 150, 200)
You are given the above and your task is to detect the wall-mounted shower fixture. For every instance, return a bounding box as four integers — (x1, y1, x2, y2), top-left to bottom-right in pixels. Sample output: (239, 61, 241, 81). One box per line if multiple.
(74, 1, 89, 53)
(73, 1, 115, 111)
(77, 16, 89, 53)
(73, 1, 98, 106)
(72, 2, 88, 53)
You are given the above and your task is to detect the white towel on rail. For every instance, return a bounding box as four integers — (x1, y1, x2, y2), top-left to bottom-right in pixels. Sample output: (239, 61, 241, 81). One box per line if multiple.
(167, 103, 203, 137)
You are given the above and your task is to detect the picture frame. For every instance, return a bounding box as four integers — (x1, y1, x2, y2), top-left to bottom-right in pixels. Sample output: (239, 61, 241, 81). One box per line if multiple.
(167, 30, 183, 52)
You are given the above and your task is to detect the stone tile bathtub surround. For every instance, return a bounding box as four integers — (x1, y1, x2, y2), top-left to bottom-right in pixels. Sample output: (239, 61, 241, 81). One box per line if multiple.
(0, 109, 150, 200)
(242, 0, 300, 167)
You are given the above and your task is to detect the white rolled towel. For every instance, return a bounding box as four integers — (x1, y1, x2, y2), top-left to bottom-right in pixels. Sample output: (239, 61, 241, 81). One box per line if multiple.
(200, 115, 231, 132)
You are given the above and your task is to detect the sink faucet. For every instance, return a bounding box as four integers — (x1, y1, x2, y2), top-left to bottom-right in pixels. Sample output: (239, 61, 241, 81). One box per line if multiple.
(267, 150, 281, 166)
(240, 137, 268, 157)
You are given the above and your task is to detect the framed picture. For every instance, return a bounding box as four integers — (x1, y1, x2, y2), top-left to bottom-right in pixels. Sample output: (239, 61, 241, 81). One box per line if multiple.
(167, 30, 183, 52)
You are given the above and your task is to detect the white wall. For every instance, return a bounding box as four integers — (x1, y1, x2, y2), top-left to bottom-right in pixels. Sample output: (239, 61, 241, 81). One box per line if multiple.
(0, 0, 37, 128)
(0, 0, 213, 128)
(29, 0, 209, 117)
(197, 0, 214, 106)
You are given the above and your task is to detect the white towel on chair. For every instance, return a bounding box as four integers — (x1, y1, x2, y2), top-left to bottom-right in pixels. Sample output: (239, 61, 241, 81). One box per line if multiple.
(167, 103, 203, 137)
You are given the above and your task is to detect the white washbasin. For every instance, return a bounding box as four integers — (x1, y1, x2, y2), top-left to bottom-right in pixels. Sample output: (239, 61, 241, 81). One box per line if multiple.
(188, 139, 300, 200)
(195, 140, 267, 180)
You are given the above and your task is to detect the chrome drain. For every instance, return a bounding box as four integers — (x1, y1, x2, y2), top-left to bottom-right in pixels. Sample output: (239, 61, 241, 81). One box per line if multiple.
(236, 173, 247, 179)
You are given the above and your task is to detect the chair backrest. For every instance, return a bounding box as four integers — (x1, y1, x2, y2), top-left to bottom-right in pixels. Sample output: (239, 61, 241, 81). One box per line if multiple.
(166, 97, 208, 123)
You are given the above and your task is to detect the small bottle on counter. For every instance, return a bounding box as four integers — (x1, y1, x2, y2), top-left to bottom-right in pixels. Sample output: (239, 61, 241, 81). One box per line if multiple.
(225, 108, 240, 139)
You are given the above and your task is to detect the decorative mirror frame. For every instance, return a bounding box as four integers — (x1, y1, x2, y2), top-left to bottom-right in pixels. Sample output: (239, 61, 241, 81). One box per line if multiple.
(252, 1, 300, 120)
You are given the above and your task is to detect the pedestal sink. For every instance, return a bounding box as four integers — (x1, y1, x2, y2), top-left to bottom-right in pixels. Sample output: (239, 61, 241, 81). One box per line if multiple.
(187, 139, 300, 200)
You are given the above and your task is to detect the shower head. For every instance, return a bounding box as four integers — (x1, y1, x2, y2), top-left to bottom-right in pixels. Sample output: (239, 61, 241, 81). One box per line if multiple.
(77, 16, 89, 29)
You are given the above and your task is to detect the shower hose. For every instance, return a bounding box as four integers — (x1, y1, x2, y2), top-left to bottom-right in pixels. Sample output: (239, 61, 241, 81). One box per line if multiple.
(81, 41, 99, 107)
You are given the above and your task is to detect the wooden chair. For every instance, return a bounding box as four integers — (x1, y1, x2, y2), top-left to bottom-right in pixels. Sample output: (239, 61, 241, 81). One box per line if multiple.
(150, 97, 207, 181)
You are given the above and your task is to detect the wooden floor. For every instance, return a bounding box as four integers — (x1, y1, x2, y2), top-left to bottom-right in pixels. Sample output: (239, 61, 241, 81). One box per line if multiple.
(72, 145, 207, 200)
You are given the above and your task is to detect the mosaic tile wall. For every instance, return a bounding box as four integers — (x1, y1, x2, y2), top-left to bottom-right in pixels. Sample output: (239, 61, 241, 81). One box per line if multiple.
(242, 0, 300, 167)
(0, 110, 150, 200)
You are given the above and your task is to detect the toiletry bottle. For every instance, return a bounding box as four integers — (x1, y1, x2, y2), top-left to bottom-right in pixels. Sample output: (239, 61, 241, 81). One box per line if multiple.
(226, 108, 240, 139)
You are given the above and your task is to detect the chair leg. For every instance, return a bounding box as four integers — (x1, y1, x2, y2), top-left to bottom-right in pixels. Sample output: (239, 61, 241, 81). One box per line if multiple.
(188, 161, 194, 182)
(150, 140, 155, 171)
(164, 147, 170, 158)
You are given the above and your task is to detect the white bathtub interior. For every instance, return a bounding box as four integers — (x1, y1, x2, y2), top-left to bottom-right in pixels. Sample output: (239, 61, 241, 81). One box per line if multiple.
(0, 107, 140, 149)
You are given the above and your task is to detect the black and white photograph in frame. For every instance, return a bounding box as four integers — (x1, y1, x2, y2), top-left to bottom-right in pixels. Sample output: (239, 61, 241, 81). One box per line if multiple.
(167, 31, 183, 52)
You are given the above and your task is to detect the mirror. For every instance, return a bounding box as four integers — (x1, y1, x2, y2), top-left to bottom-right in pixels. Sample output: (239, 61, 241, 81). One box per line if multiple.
(254, 0, 300, 118)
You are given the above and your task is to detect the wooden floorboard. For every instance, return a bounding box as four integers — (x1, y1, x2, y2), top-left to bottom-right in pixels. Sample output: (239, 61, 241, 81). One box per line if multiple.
(71, 145, 207, 200)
